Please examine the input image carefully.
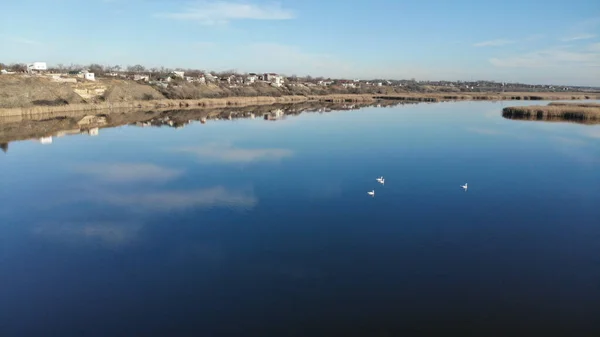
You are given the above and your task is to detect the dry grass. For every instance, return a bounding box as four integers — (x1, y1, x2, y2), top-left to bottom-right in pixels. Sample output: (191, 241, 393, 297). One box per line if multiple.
(502, 102, 600, 123)
(101, 80, 164, 102)
(376, 92, 600, 102)
(0, 94, 380, 117)
(0, 75, 85, 108)
(547, 102, 600, 108)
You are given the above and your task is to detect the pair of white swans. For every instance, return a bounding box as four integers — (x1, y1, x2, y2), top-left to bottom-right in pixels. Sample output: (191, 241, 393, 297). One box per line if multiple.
(367, 176, 385, 196)
(368, 178, 468, 196)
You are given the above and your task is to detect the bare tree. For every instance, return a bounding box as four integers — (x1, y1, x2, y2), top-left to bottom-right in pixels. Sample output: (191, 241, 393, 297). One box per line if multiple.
(216, 69, 239, 77)
(185, 69, 203, 77)
(88, 64, 105, 76)
(9, 63, 27, 72)
(127, 64, 146, 73)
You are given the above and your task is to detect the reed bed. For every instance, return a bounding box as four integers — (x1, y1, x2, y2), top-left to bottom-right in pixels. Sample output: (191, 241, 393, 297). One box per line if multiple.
(502, 102, 600, 122)
(547, 102, 600, 108)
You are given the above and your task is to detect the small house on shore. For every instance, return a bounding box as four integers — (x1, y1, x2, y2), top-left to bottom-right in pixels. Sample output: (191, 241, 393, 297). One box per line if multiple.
(27, 62, 47, 73)
(82, 71, 95, 81)
(133, 74, 149, 82)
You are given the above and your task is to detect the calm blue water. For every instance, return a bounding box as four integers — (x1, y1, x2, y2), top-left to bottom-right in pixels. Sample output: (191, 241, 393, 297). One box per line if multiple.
(1, 101, 600, 336)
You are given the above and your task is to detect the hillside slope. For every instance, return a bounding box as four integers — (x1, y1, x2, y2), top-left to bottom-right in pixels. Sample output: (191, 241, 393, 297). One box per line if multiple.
(0, 76, 85, 108)
(0, 76, 165, 108)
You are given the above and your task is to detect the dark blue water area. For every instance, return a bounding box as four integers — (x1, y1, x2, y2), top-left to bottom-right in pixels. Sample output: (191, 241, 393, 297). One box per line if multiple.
(1, 101, 599, 336)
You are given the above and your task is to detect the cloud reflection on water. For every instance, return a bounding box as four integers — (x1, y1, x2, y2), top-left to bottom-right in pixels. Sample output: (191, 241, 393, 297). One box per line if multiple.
(552, 136, 599, 165)
(465, 127, 505, 136)
(176, 143, 293, 163)
(93, 186, 258, 212)
(71, 163, 184, 183)
(32, 185, 258, 249)
(583, 128, 600, 139)
(32, 221, 142, 247)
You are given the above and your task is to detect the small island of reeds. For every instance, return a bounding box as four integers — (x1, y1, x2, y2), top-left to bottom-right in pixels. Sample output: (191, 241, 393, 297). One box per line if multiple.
(502, 102, 600, 124)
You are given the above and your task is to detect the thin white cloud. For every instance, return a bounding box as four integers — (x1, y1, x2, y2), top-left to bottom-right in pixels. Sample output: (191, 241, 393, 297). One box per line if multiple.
(473, 39, 515, 47)
(95, 186, 258, 211)
(33, 221, 142, 247)
(177, 143, 292, 163)
(208, 42, 355, 77)
(1, 35, 43, 46)
(489, 45, 600, 68)
(71, 163, 184, 183)
(156, 1, 294, 25)
(587, 42, 600, 52)
(525, 34, 545, 41)
(560, 34, 596, 41)
(567, 17, 600, 37)
(193, 41, 217, 48)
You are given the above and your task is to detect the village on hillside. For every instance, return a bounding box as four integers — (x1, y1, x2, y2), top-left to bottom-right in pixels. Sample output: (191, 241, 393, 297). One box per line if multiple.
(2, 61, 599, 94)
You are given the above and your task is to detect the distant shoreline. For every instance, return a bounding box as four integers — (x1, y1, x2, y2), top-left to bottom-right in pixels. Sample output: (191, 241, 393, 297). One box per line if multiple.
(1, 91, 599, 117)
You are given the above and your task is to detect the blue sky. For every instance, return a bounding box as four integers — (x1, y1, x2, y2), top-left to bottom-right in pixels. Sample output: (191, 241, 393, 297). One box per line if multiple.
(1, 0, 599, 85)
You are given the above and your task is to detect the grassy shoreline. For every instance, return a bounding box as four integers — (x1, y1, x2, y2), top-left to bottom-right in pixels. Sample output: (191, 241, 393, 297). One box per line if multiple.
(1, 91, 598, 117)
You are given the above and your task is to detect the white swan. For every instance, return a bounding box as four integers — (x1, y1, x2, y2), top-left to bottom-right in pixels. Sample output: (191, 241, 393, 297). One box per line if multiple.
(376, 176, 385, 185)
(367, 190, 375, 196)
(461, 183, 468, 191)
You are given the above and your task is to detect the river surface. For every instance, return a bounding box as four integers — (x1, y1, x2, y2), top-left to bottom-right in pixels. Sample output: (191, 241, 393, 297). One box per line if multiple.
(1, 101, 599, 336)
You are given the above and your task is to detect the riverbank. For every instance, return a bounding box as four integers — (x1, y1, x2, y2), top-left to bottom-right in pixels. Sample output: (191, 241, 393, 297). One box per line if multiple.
(1, 91, 598, 117)
(502, 102, 600, 123)
(0, 101, 400, 145)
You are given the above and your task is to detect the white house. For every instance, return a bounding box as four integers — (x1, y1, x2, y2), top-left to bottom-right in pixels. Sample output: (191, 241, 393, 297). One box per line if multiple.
(39, 136, 53, 144)
(263, 73, 284, 87)
(172, 71, 185, 79)
(27, 62, 47, 73)
(82, 71, 95, 81)
(271, 77, 284, 87)
(245, 73, 258, 84)
(263, 73, 282, 82)
(204, 73, 217, 82)
(133, 74, 149, 82)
